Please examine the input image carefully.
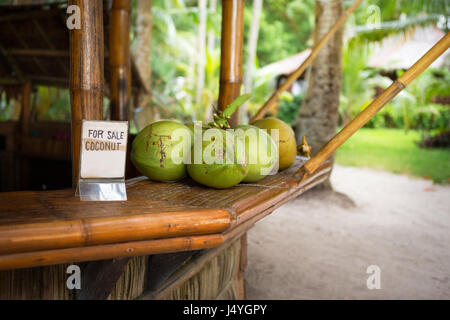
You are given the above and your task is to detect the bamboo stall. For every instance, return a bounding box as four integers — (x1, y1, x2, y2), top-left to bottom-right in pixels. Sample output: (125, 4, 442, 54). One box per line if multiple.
(0, 0, 449, 300)
(0, 1, 147, 192)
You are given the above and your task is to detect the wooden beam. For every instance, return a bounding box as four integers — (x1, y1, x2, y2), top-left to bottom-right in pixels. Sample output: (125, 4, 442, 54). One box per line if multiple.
(0, 79, 21, 86)
(69, 0, 104, 188)
(75, 258, 131, 300)
(7, 49, 114, 59)
(145, 251, 199, 292)
(7, 49, 69, 58)
(218, 0, 245, 126)
(109, 0, 132, 120)
(28, 75, 69, 87)
(32, 19, 70, 75)
(139, 235, 239, 300)
(6, 22, 48, 76)
(0, 45, 26, 83)
(0, 9, 60, 23)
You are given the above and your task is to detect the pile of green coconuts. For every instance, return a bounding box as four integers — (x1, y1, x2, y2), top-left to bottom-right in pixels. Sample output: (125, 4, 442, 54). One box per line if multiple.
(131, 94, 306, 189)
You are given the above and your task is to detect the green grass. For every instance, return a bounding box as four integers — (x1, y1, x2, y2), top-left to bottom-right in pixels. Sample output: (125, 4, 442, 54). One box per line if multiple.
(335, 128, 450, 184)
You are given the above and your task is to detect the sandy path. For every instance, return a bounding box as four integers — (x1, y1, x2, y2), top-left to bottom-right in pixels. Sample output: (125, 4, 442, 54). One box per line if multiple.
(245, 165, 450, 299)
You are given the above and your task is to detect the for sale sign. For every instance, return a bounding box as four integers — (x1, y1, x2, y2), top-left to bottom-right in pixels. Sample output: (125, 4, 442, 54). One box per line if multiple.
(80, 120, 128, 179)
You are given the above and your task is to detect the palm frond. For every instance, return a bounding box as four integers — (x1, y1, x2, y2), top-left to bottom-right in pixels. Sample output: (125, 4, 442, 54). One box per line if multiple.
(351, 14, 442, 42)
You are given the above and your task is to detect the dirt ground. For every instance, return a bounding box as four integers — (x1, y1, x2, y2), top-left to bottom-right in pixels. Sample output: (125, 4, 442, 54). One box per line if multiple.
(245, 165, 450, 299)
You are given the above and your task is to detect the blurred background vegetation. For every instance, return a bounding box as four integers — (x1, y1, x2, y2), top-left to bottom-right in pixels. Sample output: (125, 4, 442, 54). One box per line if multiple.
(0, 0, 449, 181)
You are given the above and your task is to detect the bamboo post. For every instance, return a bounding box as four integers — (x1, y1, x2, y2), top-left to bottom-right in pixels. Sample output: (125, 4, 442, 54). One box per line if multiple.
(295, 32, 450, 181)
(250, 0, 363, 123)
(109, 0, 132, 121)
(69, 0, 104, 187)
(218, 0, 245, 126)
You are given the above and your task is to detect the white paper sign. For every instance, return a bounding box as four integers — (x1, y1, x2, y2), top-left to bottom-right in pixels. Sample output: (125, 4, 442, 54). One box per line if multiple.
(80, 120, 128, 179)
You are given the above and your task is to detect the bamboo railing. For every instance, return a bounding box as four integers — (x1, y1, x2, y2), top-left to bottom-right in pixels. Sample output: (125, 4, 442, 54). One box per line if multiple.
(294, 32, 450, 181)
(250, 0, 363, 123)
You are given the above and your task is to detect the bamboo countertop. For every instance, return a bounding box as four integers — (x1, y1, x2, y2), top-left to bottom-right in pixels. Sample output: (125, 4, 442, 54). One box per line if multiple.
(0, 157, 331, 270)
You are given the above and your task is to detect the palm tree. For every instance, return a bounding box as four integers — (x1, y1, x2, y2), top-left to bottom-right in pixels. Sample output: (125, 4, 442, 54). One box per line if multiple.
(295, 0, 448, 189)
(134, 0, 158, 130)
(294, 0, 344, 189)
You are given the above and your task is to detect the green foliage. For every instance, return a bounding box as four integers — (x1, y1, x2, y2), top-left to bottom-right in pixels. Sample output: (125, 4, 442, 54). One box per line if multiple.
(248, 0, 314, 66)
(341, 0, 449, 136)
(223, 94, 252, 118)
(34, 87, 72, 122)
(366, 69, 450, 134)
(208, 94, 252, 129)
(277, 94, 304, 125)
(336, 128, 450, 183)
(353, 15, 443, 42)
(351, 0, 449, 29)
(339, 38, 375, 124)
(1, 0, 447, 129)
(0, 92, 12, 121)
(244, 74, 273, 118)
(131, 0, 223, 121)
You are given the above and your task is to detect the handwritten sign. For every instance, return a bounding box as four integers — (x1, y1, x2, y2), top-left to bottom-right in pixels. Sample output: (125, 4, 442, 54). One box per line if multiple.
(80, 120, 128, 179)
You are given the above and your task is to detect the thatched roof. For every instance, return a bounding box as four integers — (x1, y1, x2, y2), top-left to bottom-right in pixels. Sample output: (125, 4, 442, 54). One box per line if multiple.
(256, 49, 311, 80)
(256, 26, 448, 83)
(0, 1, 148, 96)
(367, 26, 449, 70)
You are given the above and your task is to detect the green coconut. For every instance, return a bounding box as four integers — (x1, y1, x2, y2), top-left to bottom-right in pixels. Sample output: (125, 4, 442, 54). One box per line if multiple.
(131, 120, 192, 182)
(187, 128, 248, 189)
(185, 122, 209, 136)
(252, 117, 297, 170)
(234, 124, 278, 183)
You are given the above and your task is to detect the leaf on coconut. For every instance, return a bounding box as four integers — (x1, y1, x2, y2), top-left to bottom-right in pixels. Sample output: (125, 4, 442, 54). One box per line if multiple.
(223, 93, 252, 117)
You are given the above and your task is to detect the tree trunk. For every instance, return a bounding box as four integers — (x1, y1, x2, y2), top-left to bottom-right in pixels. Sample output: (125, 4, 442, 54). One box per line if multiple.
(294, 0, 343, 189)
(241, 0, 263, 123)
(195, 0, 208, 112)
(134, 0, 157, 130)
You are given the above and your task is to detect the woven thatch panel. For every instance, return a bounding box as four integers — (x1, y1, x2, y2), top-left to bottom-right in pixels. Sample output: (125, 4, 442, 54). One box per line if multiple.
(0, 240, 243, 300)
(160, 239, 244, 300)
(0, 263, 72, 300)
(0, 257, 148, 300)
(108, 256, 147, 300)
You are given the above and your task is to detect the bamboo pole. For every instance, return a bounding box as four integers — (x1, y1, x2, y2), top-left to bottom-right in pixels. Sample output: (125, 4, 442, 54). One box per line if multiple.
(0, 235, 223, 271)
(294, 32, 450, 181)
(109, 0, 132, 121)
(250, 0, 363, 123)
(218, 0, 245, 126)
(69, 0, 104, 188)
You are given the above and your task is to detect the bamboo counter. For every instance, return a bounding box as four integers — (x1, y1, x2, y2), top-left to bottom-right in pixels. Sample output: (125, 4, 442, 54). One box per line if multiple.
(0, 157, 331, 271)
